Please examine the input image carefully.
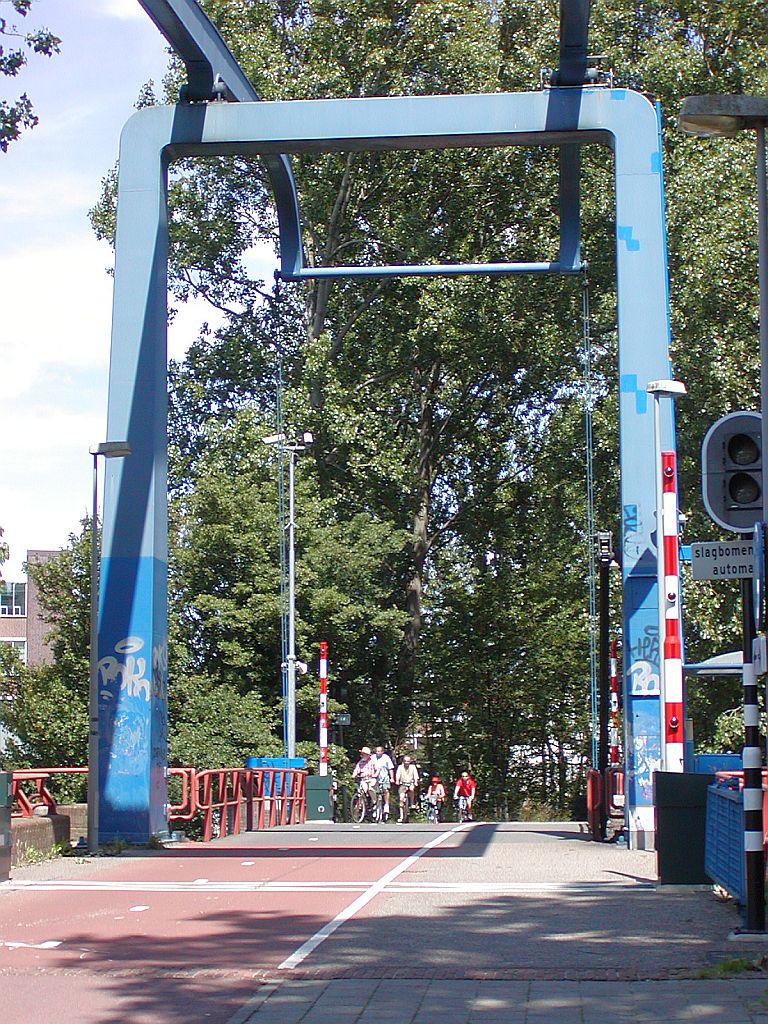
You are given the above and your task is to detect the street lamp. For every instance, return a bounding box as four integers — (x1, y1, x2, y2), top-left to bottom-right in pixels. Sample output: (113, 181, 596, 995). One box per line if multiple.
(88, 440, 131, 855)
(263, 430, 314, 758)
(646, 379, 687, 771)
(679, 95, 768, 507)
(679, 96, 768, 932)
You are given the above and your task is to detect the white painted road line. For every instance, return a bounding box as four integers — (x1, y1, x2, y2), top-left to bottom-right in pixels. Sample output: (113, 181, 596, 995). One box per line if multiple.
(277, 822, 477, 970)
(0, 939, 62, 950)
(0, 879, 653, 894)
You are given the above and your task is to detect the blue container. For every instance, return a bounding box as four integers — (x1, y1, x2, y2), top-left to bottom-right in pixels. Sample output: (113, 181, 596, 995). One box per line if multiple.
(245, 757, 306, 797)
(705, 780, 745, 903)
(694, 753, 742, 775)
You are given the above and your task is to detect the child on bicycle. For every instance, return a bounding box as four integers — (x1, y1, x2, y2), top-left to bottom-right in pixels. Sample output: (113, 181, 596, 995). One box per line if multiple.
(426, 775, 446, 822)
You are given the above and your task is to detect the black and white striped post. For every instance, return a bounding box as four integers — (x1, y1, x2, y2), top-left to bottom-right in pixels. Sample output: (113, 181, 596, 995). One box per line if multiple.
(741, 576, 765, 933)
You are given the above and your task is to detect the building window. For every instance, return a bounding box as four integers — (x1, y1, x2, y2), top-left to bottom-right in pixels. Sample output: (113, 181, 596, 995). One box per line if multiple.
(0, 638, 26, 664)
(0, 581, 26, 616)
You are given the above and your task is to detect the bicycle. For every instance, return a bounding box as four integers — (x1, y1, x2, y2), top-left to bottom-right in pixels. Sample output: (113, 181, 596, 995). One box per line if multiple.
(456, 795, 471, 823)
(351, 782, 383, 823)
(398, 785, 416, 823)
(422, 794, 441, 824)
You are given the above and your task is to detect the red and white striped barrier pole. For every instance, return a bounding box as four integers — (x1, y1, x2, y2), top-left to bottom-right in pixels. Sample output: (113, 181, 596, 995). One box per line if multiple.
(609, 638, 620, 766)
(661, 451, 684, 772)
(318, 641, 328, 776)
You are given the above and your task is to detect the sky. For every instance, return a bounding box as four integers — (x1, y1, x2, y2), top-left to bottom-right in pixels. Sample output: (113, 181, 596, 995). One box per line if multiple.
(0, 0, 272, 580)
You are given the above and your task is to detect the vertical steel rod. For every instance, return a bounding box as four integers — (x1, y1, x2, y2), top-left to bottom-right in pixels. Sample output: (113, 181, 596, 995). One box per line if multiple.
(652, 392, 667, 770)
(598, 553, 610, 839)
(88, 454, 99, 855)
(741, 577, 765, 931)
(758, 126, 768, 509)
(319, 642, 328, 776)
(286, 449, 297, 759)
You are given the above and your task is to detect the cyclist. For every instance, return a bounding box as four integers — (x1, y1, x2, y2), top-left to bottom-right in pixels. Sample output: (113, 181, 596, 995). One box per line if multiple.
(372, 745, 396, 822)
(453, 770, 476, 821)
(395, 754, 419, 823)
(425, 775, 446, 822)
(352, 746, 379, 813)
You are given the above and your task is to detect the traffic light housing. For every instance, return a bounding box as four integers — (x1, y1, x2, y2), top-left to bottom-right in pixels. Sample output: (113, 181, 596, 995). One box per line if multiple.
(701, 411, 763, 533)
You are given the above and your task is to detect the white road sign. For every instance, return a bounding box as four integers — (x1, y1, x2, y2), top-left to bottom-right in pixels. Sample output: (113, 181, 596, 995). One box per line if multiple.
(690, 541, 755, 581)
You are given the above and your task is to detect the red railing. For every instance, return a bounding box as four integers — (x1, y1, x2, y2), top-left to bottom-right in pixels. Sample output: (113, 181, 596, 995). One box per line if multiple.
(11, 765, 307, 841)
(168, 767, 307, 841)
(10, 767, 87, 818)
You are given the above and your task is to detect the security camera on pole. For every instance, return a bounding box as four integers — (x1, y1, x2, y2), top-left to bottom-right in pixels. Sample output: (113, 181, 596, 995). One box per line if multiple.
(700, 410, 765, 933)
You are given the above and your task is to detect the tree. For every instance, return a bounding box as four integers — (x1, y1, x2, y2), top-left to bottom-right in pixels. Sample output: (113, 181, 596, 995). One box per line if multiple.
(169, 403, 409, 749)
(0, 0, 60, 152)
(0, 523, 90, 794)
(0, 525, 8, 579)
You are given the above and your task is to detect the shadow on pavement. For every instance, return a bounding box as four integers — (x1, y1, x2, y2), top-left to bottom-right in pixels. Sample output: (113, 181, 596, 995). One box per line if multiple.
(17, 867, 748, 1024)
(156, 823, 500, 858)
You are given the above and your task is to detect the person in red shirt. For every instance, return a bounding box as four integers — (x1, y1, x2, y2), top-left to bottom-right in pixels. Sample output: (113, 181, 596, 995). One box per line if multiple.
(453, 770, 476, 821)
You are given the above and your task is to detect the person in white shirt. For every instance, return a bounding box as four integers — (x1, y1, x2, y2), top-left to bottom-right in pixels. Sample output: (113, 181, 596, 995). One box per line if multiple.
(395, 755, 419, 823)
(372, 745, 395, 822)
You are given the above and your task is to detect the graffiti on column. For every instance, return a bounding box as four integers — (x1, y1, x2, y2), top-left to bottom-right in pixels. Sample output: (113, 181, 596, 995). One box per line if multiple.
(628, 624, 660, 696)
(98, 636, 154, 774)
(628, 702, 662, 803)
(622, 503, 643, 561)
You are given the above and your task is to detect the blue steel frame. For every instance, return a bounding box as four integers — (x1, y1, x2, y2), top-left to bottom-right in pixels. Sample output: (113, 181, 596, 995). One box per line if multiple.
(100, 86, 673, 848)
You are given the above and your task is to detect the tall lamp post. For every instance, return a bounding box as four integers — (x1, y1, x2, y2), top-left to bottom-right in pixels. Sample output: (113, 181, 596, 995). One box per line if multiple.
(646, 379, 687, 772)
(679, 96, 768, 932)
(263, 430, 313, 759)
(679, 96, 768, 509)
(88, 441, 131, 855)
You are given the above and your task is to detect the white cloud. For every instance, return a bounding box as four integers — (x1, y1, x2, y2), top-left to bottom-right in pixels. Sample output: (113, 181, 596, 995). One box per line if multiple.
(0, 237, 114, 399)
(100, 0, 150, 21)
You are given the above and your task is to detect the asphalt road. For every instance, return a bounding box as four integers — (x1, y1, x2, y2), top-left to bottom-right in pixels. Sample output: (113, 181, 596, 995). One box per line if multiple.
(0, 820, 759, 1023)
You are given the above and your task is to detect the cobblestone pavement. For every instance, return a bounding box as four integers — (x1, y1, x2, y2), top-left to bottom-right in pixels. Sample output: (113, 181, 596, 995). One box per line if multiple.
(227, 977, 768, 1023)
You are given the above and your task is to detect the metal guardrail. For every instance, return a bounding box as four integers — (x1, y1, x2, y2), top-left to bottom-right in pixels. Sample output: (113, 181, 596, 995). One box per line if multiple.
(170, 767, 307, 841)
(11, 766, 307, 841)
(10, 767, 87, 818)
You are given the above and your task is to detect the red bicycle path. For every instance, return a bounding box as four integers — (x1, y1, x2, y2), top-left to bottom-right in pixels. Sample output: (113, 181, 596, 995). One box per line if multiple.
(0, 828, 440, 1024)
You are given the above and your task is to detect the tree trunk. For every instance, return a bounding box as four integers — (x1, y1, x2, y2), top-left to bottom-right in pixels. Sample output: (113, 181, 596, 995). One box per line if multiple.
(397, 360, 440, 702)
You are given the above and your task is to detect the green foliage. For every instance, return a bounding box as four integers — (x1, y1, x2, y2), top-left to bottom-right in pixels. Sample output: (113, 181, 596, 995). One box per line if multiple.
(697, 957, 762, 979)
(168, 674, 281, 767)
(0, 525, 8, 578)
(14, 838, 73, 866)
(0, 0, 60, 152)
(0, 524, 91, 782)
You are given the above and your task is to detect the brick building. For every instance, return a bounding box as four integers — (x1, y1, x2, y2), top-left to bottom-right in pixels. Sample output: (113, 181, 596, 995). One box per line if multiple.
(0, 550, 57, 667)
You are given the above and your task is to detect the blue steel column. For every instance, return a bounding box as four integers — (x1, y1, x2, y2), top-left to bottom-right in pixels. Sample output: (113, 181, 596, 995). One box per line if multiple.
(612, 92, 674, 849)
(98, 115, 170, 843)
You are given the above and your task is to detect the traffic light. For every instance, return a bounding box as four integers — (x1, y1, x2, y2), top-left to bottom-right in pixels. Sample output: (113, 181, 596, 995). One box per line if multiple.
(701, 411, 763, 533)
